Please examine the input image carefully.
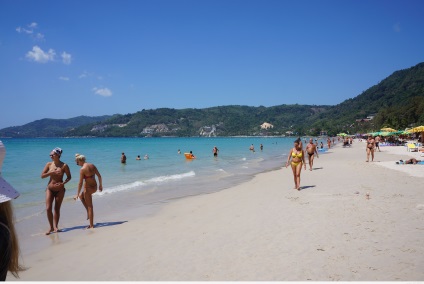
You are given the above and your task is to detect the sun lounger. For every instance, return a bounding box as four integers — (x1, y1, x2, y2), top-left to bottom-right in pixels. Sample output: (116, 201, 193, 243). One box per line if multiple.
(407, 143, 418, 152)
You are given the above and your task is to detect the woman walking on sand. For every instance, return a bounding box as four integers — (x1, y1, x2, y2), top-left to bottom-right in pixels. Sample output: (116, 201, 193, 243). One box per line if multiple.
(74, 154, 103, 229)
(366, 136, 375, 162)
(286, 139, 306, 190)
(41, 147, 71, 235)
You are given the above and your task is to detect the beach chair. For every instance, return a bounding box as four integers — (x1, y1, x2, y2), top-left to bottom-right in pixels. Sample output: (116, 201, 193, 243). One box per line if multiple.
(407, 143, 418, 152)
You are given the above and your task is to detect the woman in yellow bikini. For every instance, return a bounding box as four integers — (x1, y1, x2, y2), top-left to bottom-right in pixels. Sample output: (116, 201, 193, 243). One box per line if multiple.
(285, 139, 306, 190)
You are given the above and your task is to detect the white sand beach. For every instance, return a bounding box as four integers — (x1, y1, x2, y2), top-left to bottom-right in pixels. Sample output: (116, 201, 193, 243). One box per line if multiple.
(12, 140, 424, 281)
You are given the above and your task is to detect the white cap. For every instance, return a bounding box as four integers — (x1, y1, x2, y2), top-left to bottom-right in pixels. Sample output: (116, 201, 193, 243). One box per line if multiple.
(0, 141, 20, 203)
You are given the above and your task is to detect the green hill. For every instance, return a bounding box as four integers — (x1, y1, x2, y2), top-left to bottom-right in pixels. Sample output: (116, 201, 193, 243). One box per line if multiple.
(305, 62, 424, 134)
(1, 62, 423, 137)
(0, 115, 112, 138)
(64, 105, 330, 137)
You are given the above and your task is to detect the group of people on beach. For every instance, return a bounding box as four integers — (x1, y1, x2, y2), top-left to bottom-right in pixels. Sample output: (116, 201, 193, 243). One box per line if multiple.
(41, 147, 103, 235)
(2, 142, 104, 280)
(285, 138, 320, 190)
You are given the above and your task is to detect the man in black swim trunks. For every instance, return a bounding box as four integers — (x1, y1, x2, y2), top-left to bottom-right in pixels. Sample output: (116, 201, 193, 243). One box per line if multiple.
(306, 138, 319, 171)
(375, 135, 381, 152)
(212, 146, 219, 157)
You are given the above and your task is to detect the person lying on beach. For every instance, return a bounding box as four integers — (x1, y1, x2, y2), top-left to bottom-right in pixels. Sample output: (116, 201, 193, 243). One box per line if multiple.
(74, 154, 103, 229)
(396, 158, 422, 165)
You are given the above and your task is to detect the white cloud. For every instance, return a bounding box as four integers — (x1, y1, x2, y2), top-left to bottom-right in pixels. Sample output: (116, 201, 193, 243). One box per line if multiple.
(16, 22, 44, 41)
(93, 87, 112, 97)
(61, 52, 72, 64)
(59, 76, 69, 81)
(35, 33, 45, 40)
(16, 26, 33, 34)
(25, 46, 55, 63)
(79, 71, 90, 78)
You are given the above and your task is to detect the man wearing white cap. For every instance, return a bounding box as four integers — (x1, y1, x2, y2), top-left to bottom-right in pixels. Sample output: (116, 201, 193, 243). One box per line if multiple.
(0, 140, 23, 280)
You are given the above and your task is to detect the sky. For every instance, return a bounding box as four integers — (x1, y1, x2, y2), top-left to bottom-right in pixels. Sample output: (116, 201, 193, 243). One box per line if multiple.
(1, 0, 424, 129)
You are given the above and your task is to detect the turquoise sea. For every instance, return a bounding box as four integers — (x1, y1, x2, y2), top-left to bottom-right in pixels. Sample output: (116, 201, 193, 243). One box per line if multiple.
(1, 137, 330, 252)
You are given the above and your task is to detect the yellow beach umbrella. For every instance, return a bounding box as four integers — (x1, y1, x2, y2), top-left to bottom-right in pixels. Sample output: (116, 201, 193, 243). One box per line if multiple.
(407, 126, 424, 143)
(380, 127, 397, 132)
(410, 125, 424, 132)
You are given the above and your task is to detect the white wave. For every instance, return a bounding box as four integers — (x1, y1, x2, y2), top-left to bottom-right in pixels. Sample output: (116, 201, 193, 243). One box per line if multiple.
(96, 181, 146, 196)
(241, 157, 247, 161)
(146, 171, 195, 183)
(96, 171, 196, 196)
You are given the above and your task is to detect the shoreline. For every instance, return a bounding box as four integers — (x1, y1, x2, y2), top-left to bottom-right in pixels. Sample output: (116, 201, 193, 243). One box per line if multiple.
(13, 140, 424, 281)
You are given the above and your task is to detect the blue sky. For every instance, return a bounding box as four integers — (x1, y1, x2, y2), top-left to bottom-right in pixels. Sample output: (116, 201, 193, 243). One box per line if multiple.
(1, 0, 423, 129)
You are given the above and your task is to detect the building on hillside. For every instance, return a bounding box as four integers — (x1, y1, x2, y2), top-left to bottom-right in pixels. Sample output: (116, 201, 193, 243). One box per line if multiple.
(260, 122, 274, 130)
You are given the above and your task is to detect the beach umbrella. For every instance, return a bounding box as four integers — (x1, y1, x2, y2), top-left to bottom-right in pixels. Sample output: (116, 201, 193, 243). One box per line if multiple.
(391, 130, 409, 135)
(380, 127, 397, 132)
(407, 126, 424, 143)
(379, 131, 392, 136)
(337, 133, 347, 136)
(409, 125, 424, 133)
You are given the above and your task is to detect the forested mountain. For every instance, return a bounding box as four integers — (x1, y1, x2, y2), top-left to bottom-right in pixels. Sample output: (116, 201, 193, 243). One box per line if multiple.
(63, 105, 329, 137)
(0, 115, 112, 137)
(305, 62, 424, 134)
(1, 62, 423, 138)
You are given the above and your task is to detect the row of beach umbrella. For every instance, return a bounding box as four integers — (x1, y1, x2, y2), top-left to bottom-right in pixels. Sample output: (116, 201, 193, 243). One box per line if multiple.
(366, 126, 424, 137)
(335, 126, 424, 137)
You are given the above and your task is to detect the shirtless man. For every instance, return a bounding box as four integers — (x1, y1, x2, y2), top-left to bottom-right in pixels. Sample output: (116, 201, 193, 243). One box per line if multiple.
(212, 146, 219, 157)
(375, 135, 381, 152)
(306, 138, 319, 171)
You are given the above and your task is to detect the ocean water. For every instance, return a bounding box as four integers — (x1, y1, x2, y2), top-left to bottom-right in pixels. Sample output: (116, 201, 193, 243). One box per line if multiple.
(0, 137, 330, 249)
